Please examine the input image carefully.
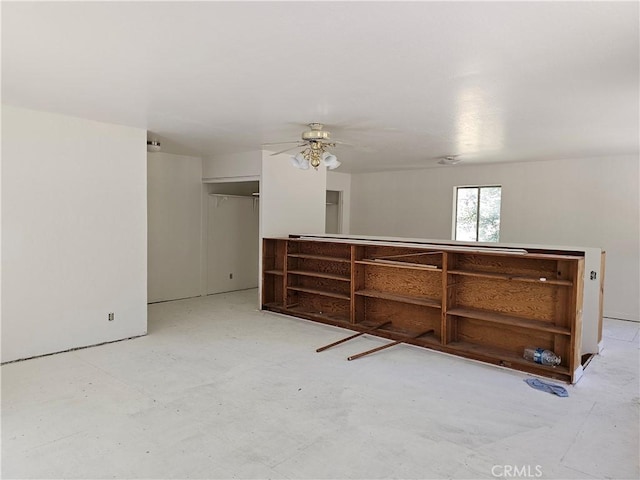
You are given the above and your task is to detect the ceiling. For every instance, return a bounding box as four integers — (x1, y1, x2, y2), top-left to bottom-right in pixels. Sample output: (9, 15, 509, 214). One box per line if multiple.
(2, 2, 638, 173)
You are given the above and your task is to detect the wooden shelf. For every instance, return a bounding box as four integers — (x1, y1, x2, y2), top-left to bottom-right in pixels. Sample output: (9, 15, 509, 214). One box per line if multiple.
(288, 253, 351, 263)
(288, 270, 350, 282)
(287, 286, 351, 300)
(264, 269, 284, 276)
(356, 259, 442, 272)
(355, 289, 441, 308)
(283, 305, 351, 325)
(448, 269, 572, 286)
(446, 341, 571, 376)
(447, 307, 571, 335)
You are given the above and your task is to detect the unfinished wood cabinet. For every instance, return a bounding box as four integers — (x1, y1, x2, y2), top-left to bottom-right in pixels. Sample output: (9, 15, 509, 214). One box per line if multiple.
(262, 236, 586, 383)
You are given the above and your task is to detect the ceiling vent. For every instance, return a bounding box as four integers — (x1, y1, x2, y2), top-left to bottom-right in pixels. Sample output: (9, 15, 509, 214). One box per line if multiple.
(438, 155, 461, 166)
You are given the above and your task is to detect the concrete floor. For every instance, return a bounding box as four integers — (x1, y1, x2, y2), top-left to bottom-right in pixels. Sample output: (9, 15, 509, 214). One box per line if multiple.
(2, 289, 639, 479)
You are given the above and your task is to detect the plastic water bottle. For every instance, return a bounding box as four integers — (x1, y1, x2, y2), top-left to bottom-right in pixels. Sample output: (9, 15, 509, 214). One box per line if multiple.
(523, 347, 561, 366)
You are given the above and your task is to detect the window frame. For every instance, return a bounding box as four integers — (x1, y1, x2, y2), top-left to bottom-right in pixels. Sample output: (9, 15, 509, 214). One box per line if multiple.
(452, 184, 502, 242)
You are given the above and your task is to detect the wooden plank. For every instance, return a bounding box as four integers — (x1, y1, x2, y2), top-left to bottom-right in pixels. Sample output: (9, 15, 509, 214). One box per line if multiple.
(375, 251, 443, 260)
(361, 297, 441, 338)
(356, 259, 441, 271)
(294, 276, 350, 297)
(447, 307, 571, 335)
(290, 235, 585, 259)
(362, 264, 442, 299)
(288, 253, 350, 263)
(282, 240, 289, 306)
(350, 245, 363, 324)
(347, 329, 435, 361)
(598, 251, 606, 344)
(316, 321, 391, 352)
(448, 269, 573, 286)
(262, 239, 286, 307)
(355, 289, 441, 308)
(261, 238, 270, 307)
(454, 255, 559, 278)
(442, 252, 452, 344)
(287, 286, 351, 300)
(288, 269, 350, 282)
(455, 317, 557, 362)
(571, 259, 585, 378)
(455, 276, 557, 320)
(264, 269, 284, 276)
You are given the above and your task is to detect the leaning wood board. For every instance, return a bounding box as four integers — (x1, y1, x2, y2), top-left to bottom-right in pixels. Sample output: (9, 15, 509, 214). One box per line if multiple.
(262, 236, 586, 383)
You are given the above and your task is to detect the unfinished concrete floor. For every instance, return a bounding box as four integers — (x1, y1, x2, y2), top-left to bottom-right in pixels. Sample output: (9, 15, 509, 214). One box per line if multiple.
(2, 289, 639, 479)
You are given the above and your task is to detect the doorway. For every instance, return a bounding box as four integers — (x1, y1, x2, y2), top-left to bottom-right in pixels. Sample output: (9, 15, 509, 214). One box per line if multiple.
(204, 181, 260, 295)
(326, 190, 342, 234)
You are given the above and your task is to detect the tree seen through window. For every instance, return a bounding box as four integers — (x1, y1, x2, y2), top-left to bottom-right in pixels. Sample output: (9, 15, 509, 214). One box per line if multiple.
(455, 186, 501, 242)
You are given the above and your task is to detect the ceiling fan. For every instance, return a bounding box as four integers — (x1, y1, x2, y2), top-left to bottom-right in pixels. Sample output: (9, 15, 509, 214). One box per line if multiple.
(262, 123, 343, 170)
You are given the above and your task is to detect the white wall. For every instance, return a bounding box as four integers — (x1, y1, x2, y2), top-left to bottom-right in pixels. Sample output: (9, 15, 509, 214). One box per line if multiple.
(260, 152, 327, 238)
(1, 106, 147, 362)
(350, 155, 639, 321)
(327, 171, 352, 234)
(202, 151, 261, 181)
(147, 152, 202, 303)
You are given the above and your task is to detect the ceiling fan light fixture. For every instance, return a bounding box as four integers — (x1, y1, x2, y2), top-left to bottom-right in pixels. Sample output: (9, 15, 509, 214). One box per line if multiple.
(322, 152, 340, 170)
(268, 123, 342, 171)
(290, 152, 310, 170)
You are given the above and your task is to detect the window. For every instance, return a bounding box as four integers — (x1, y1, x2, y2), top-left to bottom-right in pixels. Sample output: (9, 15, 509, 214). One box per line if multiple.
(454, 185, 501, 242)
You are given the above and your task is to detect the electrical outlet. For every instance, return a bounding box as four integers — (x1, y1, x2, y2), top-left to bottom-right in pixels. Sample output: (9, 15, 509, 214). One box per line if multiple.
(108, 312, 114, 321)
(590, 271, 597, 280)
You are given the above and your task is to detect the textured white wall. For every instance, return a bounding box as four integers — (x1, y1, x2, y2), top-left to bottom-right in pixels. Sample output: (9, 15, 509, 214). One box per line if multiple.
(202, 151, 261, 180)
(260, 152, 327, 238)
(327, 171, 352, 235)
(350, 155, 639, 321)
(1, 106, 147, 362)
(147, 152, 203, 303)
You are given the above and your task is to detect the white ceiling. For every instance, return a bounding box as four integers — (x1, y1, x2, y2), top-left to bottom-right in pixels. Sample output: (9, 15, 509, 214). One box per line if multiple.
(2, 1, 638, 173)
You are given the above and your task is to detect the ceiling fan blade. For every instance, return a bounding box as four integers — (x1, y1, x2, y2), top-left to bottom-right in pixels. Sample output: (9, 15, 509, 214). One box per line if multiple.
(261, 141, 301, 146)
(269, 144, 305, 156)
(331, 139, 354, 147)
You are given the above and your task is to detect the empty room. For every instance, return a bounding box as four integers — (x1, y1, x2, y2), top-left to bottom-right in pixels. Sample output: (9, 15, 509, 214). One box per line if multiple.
(2, 2, 638, 479)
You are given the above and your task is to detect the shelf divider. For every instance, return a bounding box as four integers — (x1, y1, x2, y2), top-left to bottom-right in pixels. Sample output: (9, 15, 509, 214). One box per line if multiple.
(287, 286, 351, 300)
(448, 269, 572, 286)
(447, 307, 571, 335)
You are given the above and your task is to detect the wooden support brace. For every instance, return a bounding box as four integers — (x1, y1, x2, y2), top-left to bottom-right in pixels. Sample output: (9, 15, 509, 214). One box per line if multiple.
(347, 329, 435, 361)
(375, 251, 443, 260)
(316, 321, 392, 352)
(369, 259, 439, 269)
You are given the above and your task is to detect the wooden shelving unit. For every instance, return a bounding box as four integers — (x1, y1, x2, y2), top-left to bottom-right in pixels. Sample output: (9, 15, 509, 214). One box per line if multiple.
(262, 237, 586, 383)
